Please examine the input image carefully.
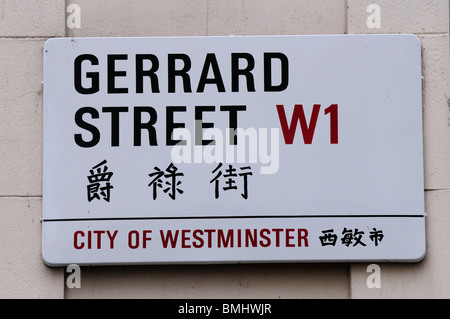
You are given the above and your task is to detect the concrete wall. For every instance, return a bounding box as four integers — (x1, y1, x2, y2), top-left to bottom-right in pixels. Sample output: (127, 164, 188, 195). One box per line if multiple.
(348, 0, 450, 299)
(0, 0, 66, 299)
(0, 0, 448, 299)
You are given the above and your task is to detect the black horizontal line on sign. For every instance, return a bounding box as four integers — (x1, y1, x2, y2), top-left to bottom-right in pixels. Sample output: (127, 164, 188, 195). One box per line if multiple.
(42, 214, 425, 223)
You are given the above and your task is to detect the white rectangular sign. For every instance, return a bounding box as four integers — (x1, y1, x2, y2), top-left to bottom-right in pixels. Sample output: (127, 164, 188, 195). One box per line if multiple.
(42, 35, 425, 266)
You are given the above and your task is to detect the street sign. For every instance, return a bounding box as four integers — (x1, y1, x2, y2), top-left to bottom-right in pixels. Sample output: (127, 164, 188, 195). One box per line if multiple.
(42, 35, 425, 266)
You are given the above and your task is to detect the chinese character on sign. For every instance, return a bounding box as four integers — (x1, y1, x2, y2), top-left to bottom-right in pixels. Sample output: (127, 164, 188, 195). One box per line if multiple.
(210, 163, 253, 199)
(319, 229, 338, 246)
(369, 228, 384, 246)
(148, 163, 184, 200)
(319, 227, 384, 247)
(87, 160, 114, 202)
(341, 228, 366, 247)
